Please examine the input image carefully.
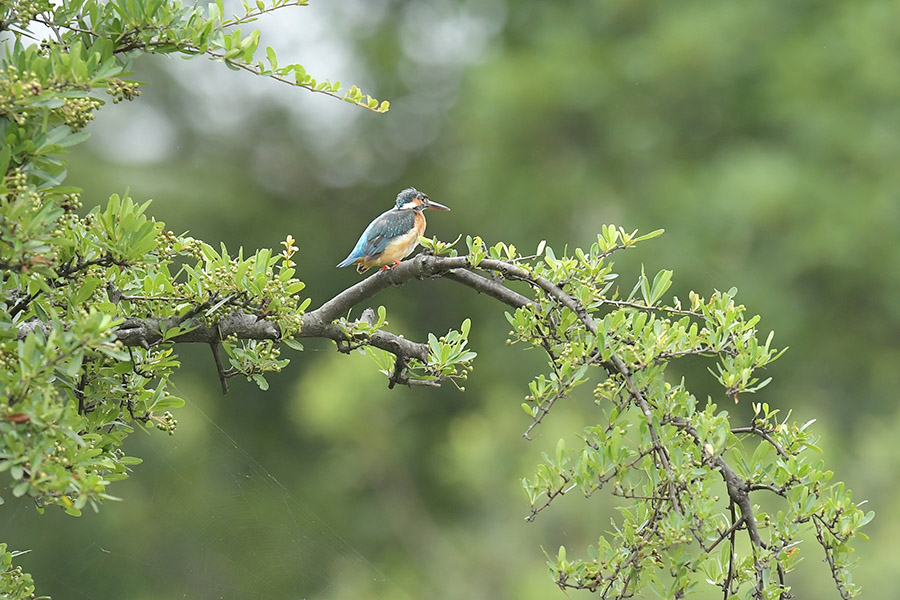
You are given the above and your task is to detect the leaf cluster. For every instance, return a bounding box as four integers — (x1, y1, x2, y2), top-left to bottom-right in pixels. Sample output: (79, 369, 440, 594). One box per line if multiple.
(1, 0, 386, 112)
(355, 311, 476, 389)
(1, 0, 386, 591)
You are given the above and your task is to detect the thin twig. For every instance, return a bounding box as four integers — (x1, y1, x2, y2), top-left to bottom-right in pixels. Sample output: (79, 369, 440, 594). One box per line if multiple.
(732, 425, 790, 459)
(706, 512, 745, 554)
(210, 341, 229, 394)
(601, 298, 703, 318)
(724, 502, 737, 599)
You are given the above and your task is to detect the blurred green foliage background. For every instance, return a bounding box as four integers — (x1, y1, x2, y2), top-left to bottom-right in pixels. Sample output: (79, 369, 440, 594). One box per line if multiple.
(4, 0, 900, 598)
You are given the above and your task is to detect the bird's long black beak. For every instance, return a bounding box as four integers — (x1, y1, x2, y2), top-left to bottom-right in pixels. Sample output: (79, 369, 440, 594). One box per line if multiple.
(424, 199, 450, 211)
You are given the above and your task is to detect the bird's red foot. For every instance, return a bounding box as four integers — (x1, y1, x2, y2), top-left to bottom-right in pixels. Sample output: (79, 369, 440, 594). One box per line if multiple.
(379, 260, 402, 271)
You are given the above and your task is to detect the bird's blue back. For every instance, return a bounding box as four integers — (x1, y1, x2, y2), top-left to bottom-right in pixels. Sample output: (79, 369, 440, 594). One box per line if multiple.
(339, 207, 417, 264)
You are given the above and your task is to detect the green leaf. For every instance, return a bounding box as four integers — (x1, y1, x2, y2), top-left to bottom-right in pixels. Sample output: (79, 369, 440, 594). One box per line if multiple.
(639, 264, 651, 304)
(634, 228, 665, 243)
(251, 374, 269, 390)
(283, 338, 304, 351)
(285, 281, 305, 294)
(427, 333, 441, 359)
(0, 145, 10, 175)
(648, 269, 673, 305)
(65, 351, 85, 378)
(555, 438, 565, 465)
(72, 276, 103, 305)
(151, 396, 186, 411)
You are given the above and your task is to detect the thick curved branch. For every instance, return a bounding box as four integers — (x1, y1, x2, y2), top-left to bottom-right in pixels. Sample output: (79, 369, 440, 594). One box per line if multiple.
(115, 313, 280, 347)
(14, 254, 530, 388)
(297, 320, 427, 363)
(310, 253, 532, 324)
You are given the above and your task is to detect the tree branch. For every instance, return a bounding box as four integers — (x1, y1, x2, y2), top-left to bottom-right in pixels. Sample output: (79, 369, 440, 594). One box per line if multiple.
(309, 254, 532, 325)
(731, 425, 790, 459)
(113, 313, 281, 347)
(667, 416, 766, 549)
(14, 254, 532, 388)
(209, 341, 229, 394)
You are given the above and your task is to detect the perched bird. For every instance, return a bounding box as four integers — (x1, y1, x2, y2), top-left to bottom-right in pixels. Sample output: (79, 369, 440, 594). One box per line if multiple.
(337, 187, 450, 274)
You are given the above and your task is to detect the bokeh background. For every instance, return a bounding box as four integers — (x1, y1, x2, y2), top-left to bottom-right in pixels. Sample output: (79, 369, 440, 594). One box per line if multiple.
(4, 0, 900, 598)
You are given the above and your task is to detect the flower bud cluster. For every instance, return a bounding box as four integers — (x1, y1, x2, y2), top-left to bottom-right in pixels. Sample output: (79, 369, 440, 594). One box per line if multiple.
(61, 96, 103, 131)
(153, 411, 178, 435)
(59, 192, 83, 212)
(4, 168, 28, 195)
(0, 65, 43, 125)
(2, 167, 42, 207)
(10, 0, 53, 25)
(106, 79, 142, 103)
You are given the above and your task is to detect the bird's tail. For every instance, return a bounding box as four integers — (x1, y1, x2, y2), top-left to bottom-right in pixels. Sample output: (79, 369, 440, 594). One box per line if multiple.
(336, 255, 358, 268)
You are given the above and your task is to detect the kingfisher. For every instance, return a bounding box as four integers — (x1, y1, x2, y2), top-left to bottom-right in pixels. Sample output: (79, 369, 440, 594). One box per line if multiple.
(336, 187, 450, 274)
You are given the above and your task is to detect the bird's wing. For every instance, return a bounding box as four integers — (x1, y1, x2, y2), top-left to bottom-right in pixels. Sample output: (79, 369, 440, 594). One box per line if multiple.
(355, 209, 417, 259)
